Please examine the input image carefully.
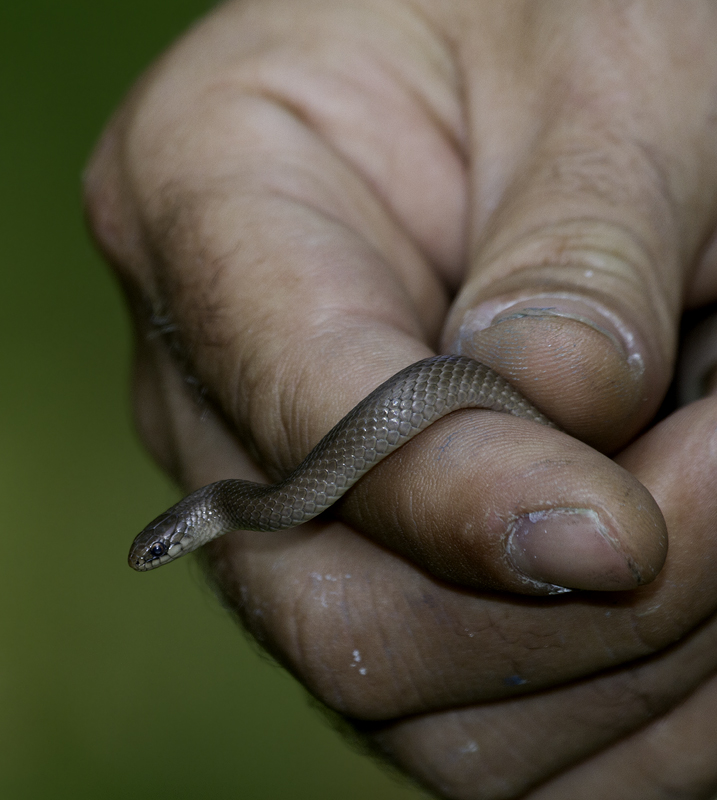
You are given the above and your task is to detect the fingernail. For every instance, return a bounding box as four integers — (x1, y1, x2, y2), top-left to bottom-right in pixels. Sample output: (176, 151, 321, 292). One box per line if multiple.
(507, 508, 640, 591)
(452, 294, 644, 374)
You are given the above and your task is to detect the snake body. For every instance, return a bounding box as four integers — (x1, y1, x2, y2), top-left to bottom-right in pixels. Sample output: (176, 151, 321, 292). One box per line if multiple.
(128, 355, 556, 571)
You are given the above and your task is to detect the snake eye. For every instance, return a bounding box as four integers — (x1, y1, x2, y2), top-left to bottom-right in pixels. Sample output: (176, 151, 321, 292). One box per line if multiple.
(149, 542, 167, 558)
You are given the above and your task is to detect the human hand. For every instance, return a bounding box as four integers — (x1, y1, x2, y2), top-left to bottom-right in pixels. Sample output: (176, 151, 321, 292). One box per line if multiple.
(84, 1, 717, 797)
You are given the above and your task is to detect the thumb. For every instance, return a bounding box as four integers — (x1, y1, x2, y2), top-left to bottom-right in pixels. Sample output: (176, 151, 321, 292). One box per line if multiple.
(443, 5, 717, 451)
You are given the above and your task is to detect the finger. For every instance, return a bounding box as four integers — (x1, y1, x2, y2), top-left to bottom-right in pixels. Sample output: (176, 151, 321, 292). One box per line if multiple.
(530, 672, 717, 800)
(439, 1, 717, 451)
(86, 31, 450, 474)
(338, 410, 665, 593)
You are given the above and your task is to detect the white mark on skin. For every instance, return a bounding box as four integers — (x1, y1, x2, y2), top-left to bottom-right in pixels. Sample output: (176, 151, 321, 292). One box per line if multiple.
(309, 572, 330, 607)
(350, 650, 367, 674)
(627, 352, 644, 371)
(458, 740, 479, 755)
(634, 599, 667, 618)
(308, 572, 345, 609)
(584, 270, 594, 278)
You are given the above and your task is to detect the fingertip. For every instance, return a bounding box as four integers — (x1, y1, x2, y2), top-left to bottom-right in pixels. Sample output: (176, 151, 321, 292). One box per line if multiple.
(339, 412, 668, 596)
(444, 293, 659, 451)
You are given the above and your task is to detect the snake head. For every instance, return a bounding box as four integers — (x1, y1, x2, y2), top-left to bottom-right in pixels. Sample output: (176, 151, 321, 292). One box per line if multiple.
(127, 507, 198, 571)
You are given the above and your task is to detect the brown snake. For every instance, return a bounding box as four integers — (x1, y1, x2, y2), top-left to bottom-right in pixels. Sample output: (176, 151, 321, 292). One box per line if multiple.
(128, 355, 556, 571)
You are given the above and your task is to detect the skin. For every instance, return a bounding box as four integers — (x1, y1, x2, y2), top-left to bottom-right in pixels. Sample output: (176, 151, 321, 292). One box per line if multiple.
(84, 0, 717, 797)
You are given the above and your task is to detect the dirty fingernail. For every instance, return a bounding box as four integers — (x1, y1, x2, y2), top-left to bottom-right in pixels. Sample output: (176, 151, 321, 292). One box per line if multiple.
(507, 508, 640, 591)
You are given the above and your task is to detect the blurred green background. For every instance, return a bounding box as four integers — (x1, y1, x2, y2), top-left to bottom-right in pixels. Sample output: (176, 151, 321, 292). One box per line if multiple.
(0, 2, 426, 797)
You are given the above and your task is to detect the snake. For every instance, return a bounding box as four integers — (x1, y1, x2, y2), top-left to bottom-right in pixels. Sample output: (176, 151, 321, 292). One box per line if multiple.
(128, 355, 557, 571)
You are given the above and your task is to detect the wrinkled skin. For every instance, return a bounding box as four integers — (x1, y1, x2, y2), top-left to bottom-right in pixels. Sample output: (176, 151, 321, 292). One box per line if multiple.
(84, 1, 717, 797)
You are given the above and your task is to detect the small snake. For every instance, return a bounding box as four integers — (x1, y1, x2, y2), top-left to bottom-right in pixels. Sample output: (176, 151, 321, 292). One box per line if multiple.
(128, 355, 556, 571)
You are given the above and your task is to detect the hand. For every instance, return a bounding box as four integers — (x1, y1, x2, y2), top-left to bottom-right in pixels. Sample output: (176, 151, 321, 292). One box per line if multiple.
(84, 1, 717, 797)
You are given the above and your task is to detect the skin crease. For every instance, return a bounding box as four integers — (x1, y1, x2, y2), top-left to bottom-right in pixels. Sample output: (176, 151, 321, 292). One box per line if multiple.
(84, 1, 717, 798)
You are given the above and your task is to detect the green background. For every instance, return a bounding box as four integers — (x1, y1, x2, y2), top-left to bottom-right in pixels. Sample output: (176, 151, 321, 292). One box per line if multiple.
(1, 2, 426, 797)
